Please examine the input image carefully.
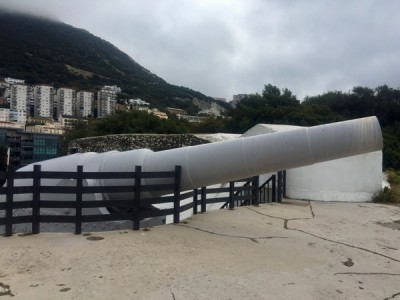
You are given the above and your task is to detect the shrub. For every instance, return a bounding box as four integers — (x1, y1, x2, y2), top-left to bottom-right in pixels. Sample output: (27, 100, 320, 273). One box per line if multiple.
(387, 169, 400, 185)
(372, 187, 398, 203)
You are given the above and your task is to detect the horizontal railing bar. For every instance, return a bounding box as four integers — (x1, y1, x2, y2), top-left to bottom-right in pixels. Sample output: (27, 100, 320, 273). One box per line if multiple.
(180, 202, 193, 212)
(10, 172, 34, 179)
(5, 201, 33, 209)
(179, 190, 194, 200)
(40, 186, 77, 194)
(141, 208, 174, 218)
(143, 196, 175, 205)
(81, 186, 136, 194)
(4, 171, 176, 180)
(140, 184, 175, 192)
(141, 172, 175, 178)
(81, 172, 135, 179)
(3, 186, 34, 194)
(35, 171, 81, 179)
(207, 197, 230, 204)
(6, 215, 32, 224)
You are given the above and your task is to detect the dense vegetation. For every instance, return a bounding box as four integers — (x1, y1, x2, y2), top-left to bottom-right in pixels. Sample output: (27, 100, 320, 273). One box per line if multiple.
(373, 170, 400, 203)
(63, 84, 400, 170)
(0, 10, 225, 111)
(60, 111, 189, 154)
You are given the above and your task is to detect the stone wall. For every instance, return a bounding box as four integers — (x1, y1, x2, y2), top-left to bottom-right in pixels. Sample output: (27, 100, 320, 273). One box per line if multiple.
(70, 134, 210, 153)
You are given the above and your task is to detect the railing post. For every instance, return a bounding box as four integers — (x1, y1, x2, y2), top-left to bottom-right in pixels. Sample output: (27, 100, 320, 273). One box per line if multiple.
(75, 165, 83, 235)
(253, 176, 260, 206)
(201, 187, 206, 213)
(5, 168, 14, 237)
(229, 181, 235, 210)
(133, 165, 142, 230)
(283, 170, 287, 198)
(32, 165, 41, 234)
(193, 189, 198, 215)
(264, 185, 267, 203)
(277, 171, 283, 203)
(272, 175, 276, 203)
(173, 165, 182, 224)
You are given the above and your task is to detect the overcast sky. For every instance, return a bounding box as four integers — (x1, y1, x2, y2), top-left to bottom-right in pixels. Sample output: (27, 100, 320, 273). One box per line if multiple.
(1, 0, 399, 101)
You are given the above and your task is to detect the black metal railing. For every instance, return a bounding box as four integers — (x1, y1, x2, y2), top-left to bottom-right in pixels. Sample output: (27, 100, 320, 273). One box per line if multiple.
(220, 176, 259, 209)
(1, 166, 285, 236)
(0, 165, 181, 236)
(259, 174, 276, 203)
(0, 166, 287, 236)
(258, 171, 286, 203)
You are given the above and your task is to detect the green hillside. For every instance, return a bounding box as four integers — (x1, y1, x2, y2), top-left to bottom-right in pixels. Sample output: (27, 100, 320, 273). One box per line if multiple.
(0, 10, 225, 111)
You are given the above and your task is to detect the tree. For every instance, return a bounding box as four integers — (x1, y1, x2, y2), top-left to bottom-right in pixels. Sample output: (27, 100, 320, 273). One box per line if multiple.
(190, 116, 226, 133)
(262, 84, 299, 107)
(375, 85, 400, 126)
(60, 120, 93, 154)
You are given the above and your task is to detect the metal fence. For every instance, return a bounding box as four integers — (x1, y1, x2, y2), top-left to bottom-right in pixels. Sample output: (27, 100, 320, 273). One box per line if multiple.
(0, 165, 284, 236)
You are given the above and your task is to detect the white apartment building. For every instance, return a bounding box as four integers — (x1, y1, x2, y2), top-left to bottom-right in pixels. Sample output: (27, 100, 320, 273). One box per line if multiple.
(9, 109, 27, 124)
(97, 85, 121, 118)
(10, 84, 29, 112)
(0, 108, 10, 122)
(0, 108, 26, 123)
(57, 88, 76, 117)
(33, 85, 54, 118)
(58, 115, 87, 129)
(76, 91, 94, 117)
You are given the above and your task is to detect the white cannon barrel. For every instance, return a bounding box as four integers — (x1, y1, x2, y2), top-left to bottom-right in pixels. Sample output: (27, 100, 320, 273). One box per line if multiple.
(140, 116, 383, 191)
(11, 116, 383, 201)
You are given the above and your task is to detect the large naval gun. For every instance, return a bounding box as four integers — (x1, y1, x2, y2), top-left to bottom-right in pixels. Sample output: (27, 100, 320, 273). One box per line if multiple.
(10, 116, 383, 201)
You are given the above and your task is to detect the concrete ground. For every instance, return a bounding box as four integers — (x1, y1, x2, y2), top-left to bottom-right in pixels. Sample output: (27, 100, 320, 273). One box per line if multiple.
(0, 200, 400, 300)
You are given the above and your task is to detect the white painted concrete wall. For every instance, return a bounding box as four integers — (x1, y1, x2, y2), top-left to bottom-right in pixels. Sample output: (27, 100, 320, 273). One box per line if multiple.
(243, 124, 383, 202)
(286, 151, 383, 202)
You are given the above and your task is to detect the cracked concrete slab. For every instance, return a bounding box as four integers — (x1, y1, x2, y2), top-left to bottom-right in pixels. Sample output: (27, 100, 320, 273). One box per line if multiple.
(0, 200, 400, 299)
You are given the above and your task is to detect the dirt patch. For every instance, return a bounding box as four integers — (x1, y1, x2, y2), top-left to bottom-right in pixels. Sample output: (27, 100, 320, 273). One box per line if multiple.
(86, 236, 104, 241)
(65, 64, 94, 78)
(0, 282, 14, 297)
(377, 220, 400, 230)
(342, 258, 354, 267)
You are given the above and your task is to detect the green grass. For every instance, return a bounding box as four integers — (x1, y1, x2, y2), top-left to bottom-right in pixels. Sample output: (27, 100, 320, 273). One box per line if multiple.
(373, 169, 400, 204)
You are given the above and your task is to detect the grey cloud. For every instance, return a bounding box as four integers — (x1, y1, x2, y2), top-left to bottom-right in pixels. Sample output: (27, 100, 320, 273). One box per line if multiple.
(0, 0, 399, 100)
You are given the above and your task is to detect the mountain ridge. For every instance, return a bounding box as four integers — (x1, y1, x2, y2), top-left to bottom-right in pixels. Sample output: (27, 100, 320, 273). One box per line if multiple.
(0, 9, 230, 111)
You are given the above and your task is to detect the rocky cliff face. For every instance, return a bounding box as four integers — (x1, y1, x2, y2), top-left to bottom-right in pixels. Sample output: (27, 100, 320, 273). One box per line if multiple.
(70, 134, 210, 153)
